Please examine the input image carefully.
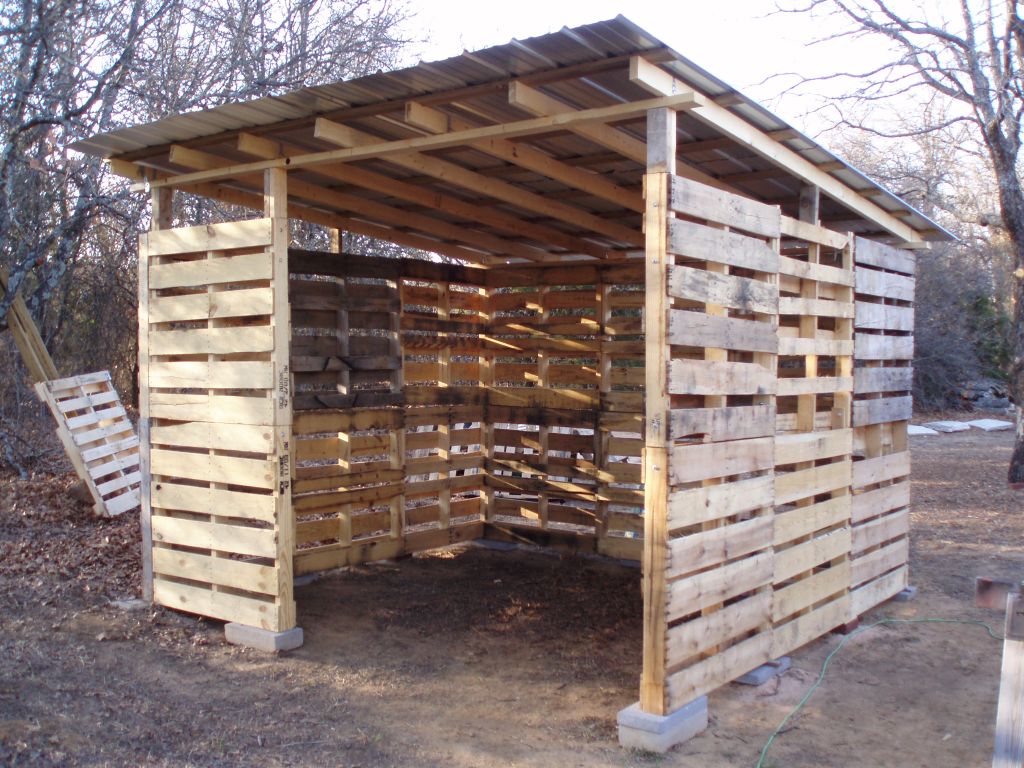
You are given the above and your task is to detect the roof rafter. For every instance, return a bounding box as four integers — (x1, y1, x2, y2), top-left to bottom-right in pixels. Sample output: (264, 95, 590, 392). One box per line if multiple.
(628, 55, 920, 243)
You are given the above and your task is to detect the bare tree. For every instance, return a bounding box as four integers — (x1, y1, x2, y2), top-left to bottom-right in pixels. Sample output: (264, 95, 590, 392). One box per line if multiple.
(780, 0, 1024, 484)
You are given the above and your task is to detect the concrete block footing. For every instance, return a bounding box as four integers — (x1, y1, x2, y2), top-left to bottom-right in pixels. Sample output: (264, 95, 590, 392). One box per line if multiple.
(617, 697, 708, 753)
(734, 657, 791, 686)
(894, 585, 919, 602)
(224, 623, 304, 652)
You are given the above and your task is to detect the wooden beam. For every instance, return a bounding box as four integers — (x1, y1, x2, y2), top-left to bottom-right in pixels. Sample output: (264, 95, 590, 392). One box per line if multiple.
(640, 106, 675, 716)
(313, 118, 642, 250)
(0, 269, 59, 383)
(404, 101, 644, 213)
(628, 56, 921, 243)
(133, 91, 700, 193)
(994, 592, 1024, 768)
(168, 145, 533, 263)
(237, 133, 571, 261)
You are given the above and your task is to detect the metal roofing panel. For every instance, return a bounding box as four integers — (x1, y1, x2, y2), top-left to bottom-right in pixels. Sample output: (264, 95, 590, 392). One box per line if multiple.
(72, 15, 952, 240)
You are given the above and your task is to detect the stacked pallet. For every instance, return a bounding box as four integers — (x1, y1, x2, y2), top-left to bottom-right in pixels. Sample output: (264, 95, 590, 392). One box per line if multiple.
(287, 252, 486, 574)
(771, 221, 854, 655)
(140, 216, 295, 632)
(655, 176, 781, 710)
(850, 238, 914, 615)
(485, 261, 644, 559)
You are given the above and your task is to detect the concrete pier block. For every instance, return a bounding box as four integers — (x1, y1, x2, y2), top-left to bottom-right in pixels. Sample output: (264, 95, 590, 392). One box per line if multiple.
(893, 585, 919, 602)
(734, 657, 791, 686)
(224, 623, 304, 652)
(617, 696, 708, 753)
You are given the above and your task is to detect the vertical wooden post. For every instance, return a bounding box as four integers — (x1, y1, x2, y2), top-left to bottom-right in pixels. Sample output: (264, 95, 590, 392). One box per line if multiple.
(640, 106, 675, 715)
(139, 187, 172, 601)
(265, 168, 296, 631)
(994, 593, 1024, 768)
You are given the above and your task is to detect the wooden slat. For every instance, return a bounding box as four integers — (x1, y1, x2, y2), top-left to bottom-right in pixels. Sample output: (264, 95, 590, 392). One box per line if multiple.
(853, 366, 913, 394)
(151, 482, 276, 522)
(670, 437, 774, 484)
(853, 396, 913, 427)
(855, 301, 914, 331)
(667, 516, 773, 578)
(149, 287, 274, 322)
(152, 548, 278, 595)
(151, 515, 277, 558)
(854, 236, 916, 275)
(850, 565, 908, 616)
(148, 361, 274, 389)
(667, 550, 773, 619)
(855, 268, 915, 302)
(153, 579, 276, 629)
(149, 326, 275, 356)
(669, 176, 781, 237)
(668, 310, 777, 353)
(667, 475, 774, 530)
(666, 593, 771, 670)
(669, 404, 775, 442)
(668, 264, 777, 314)
(851, 482, 910, 524)
(145, 218, 273, 257)
(855, 334, 914, 360)
(852, 453, 911, 488)
(669, 358, 775, 396)
(150, 448, 275, 489)
(668, 219, 777, 273)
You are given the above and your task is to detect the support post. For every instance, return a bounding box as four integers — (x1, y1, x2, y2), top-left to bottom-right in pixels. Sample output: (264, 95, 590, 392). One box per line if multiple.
(994, 593, 1024, 768)
(139, 187, 172, 601)
(640, 106, 674, 716)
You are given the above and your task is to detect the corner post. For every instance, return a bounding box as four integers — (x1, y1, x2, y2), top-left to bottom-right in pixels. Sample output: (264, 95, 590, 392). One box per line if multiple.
(640, 106, 675, 715)
(265, 168, 297, 632)
(138, 187, 173, 601)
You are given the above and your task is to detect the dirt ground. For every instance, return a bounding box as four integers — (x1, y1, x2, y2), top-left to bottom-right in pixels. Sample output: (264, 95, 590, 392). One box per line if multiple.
(1, 427, 1021, 767)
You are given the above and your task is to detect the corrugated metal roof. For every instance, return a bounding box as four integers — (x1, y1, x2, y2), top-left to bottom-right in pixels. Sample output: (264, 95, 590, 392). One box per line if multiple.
(73, 15, 953, 240)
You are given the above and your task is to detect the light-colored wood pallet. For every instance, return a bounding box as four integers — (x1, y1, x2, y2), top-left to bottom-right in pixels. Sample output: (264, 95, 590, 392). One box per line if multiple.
(35, 371, 141, 517)
(849, 236, 914, 615)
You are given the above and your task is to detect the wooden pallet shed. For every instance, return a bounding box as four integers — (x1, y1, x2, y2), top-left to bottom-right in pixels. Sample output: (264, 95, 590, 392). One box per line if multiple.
(73, 16, 950, 749)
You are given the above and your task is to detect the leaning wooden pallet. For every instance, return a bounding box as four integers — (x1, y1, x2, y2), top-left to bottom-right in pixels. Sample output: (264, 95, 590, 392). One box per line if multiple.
(2, 268, 140, 517)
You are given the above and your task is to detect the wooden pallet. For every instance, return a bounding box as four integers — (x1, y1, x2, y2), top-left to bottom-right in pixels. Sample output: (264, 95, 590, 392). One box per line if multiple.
(35, 371, 141, 517)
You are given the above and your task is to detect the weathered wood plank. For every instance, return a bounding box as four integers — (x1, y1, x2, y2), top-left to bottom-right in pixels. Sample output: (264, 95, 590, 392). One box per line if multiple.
(668, 265, 777, 314)
(670, 176, 781, 237)
(145, 218, 273, 257)
(670, 436, 774, 485)
(854, 237, 916, 276)
(668, 219, 777, 273)
(669, 310, 777, 353)
(669, 404, 775, 442)
(853, 396, 913, 427)
(669, 358, 775, 396)
(667, 474, 774, 531)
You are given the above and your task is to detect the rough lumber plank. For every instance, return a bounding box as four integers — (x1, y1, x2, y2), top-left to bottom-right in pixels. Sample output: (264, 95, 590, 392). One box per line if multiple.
(778, 337, 853, 356)
(148, 287, 273, 322)
(149, 253, 273, 290)
(150, 448, 275, 489)
(149, 326, 275, 356)
(150, 422, 275, 453)
(851, 538, 909, 586)
(152, 548, 278, 596)
(667, 551, 773, 619)
(779, 297, 854, 318)
(149, 361, 274, 390)
(666, 632, 773, 710)
(153, 580, 277, 629)
(855, 334, 914, 361)
(775, 529, 852, 583)
(144, 218, 273, 257)
(151, 515, 277, 558)
(668, 310, 777, 353)
(854, 237, 916, 275)
(150, 482, 276, 522)
(667, 516, 773, 578)
(670, 436, 774, 485)
(669, 358, 776, 396)
(777, 255, 854, 286)
(852, 453, 911, 488)
(992, 593, 1024, 768)
(669, 176, 781, 237)
(775, 460, 852, 506)
(772, 595, 850, 658)
(666, 593, 771, 670)
(149, 393, 274, 425)
(851, 482, 911, 524)
(776, 376, 853, 396)
(773, 562, 851, 621)
(850, 565, 908, 616)
(669, 404, 775, 442)
(668, 264, 777, 314)
(780, 215, 849, 249)
(775, 429, 853, 465)
(855, 301, 914, 331)
(668, 218, 777, 272)
(855, 268, 915, 302)
(667, 475, 774, 531)
(853, 396, 913, 427)
(853, 366, 913, 394)
(774, 496, 850, 545)
(851, 509, 909, 554)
